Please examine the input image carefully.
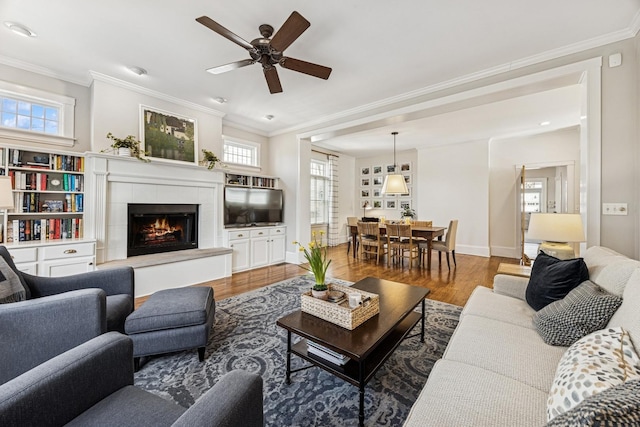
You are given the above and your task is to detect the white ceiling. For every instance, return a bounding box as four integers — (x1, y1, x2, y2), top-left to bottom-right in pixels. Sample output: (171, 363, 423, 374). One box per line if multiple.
(1, 1, 639, 156)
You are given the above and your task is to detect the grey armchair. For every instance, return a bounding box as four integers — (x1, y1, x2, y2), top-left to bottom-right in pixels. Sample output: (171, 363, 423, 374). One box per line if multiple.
(0, 332, 264, 427)
(0, 245, 134, 332)
(0, 245, 134, 385)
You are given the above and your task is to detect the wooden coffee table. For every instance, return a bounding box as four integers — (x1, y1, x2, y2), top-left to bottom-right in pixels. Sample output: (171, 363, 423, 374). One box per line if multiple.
(276, 277, 430, 426)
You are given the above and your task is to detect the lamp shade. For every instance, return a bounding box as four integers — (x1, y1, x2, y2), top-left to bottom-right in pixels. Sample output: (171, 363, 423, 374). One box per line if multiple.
(527, 213, 585, 243)
(0, 176, 14, 210)
(381, 174, 408, 195)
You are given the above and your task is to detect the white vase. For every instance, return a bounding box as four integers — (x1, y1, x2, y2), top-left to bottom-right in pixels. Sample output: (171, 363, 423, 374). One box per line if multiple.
(311, 288, 328, 300)
(118, 147, 131, 157)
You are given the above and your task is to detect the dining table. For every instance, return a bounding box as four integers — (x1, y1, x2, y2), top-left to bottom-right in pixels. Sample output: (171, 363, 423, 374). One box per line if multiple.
(348, 224, 446, 269)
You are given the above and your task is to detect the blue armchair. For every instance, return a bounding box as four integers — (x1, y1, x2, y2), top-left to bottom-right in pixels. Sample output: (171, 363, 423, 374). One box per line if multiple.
(0, 245, 134, 385)
(0, 332, 264, 427)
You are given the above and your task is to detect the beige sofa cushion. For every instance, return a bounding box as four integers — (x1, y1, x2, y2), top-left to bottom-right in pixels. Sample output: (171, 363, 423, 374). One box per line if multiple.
(462, 286, 536, 329)
(444, 315, 567, 392)
(403, 359, 548, 427)
(590, 259, 640, 297)
(608, 267, 640, 350)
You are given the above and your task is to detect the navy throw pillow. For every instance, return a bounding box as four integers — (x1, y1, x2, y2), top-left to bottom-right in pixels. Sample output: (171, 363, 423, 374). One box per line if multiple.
(525, 251, 589, 311)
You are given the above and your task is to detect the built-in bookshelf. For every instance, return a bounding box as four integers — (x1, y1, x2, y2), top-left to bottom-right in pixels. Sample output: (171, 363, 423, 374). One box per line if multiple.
(225, 172, 278, 188)
(0, 146, 85, 244)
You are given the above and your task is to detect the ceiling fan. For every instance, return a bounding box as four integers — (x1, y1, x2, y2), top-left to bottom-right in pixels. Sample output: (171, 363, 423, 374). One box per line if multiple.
(196, 11, 332, 94)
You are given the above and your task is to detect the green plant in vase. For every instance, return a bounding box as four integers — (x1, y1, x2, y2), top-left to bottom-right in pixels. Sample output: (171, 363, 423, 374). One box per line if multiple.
(200, 149, 222, 169)
(104, 133, 149, 162)
(293, 231, 332, 298)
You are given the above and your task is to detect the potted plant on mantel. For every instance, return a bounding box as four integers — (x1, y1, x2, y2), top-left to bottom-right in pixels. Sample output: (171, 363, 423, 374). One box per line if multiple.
(104, 133, 149, 162)
(293, 231, 332, 300)
(200, 149, 222, 169)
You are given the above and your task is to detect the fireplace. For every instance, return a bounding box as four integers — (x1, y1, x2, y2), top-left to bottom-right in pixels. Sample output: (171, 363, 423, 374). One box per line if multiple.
(127, 204, 198, 257)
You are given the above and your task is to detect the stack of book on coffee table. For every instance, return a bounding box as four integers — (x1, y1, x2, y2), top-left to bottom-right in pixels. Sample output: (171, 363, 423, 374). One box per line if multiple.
(307, 340, 350, 366)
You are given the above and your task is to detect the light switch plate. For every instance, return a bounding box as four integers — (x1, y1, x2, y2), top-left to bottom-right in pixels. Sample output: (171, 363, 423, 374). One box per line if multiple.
(603, 203, 628, 215)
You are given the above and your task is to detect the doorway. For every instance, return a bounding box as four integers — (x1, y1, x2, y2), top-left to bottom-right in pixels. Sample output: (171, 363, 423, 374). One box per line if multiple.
(518, 163, 575, 262)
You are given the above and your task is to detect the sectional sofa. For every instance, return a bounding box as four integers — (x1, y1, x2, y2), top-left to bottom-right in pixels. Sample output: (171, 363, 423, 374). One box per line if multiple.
(404, 246, 640, 426)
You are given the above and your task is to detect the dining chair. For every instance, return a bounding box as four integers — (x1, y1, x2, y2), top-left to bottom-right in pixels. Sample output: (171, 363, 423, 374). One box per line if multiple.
(386, 223, 419, 269)
(411, 220, 433, 245)
(420, 219, 458, 269)
(358, 222, 387, 264)
(346, 216, 359, 255)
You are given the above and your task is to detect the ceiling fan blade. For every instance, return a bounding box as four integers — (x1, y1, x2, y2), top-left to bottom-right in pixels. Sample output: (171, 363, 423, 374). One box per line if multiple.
(206, 59, 255, 75)
(263, 66, 283, 94)
(280, 57, 332, 80)
(270, 11, 310, 52)
(196, 16, 255, 51)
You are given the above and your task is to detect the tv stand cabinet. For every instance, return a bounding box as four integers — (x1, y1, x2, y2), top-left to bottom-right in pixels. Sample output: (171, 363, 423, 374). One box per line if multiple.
(224, 225, 286, 272)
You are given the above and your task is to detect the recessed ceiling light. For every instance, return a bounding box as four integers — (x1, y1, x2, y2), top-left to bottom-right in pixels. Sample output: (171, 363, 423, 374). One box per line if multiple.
(539, 121, 551, 126)
(4, 22, 36, 38)
(126, 66, 147, 76)
(213, 97, 227, 104)
(264, 115, 274, 121)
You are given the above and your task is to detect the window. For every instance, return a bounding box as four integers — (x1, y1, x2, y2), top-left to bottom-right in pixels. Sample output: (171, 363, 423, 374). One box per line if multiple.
(310, 160, 328, 225)
(0, 80, 76, 146)
(0, 96, 60, 135)
(223, 139, 259, 167)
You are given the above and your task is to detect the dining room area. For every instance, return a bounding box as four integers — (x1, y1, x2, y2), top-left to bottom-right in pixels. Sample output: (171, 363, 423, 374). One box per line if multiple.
(346, 216, 458, 271)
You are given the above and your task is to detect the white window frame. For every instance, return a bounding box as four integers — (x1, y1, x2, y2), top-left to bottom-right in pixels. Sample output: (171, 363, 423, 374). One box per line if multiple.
(310, 159, 329, 225)
(222, 137, 260, 169)
(0, 80, 76, 147)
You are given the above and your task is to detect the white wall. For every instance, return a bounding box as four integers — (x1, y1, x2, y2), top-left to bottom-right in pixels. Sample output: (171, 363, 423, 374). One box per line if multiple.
(489, 127, 580, 257)
(90, 79, 223, 159)
(416, 140, 490, 257)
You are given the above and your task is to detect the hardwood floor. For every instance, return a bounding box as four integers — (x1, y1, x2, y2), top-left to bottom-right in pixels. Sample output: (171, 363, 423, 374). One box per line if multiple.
(135, 244, 518, 308)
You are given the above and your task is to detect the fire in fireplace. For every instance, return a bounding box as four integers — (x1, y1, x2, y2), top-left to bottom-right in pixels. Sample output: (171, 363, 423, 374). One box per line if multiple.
(127, 204, 198, 257)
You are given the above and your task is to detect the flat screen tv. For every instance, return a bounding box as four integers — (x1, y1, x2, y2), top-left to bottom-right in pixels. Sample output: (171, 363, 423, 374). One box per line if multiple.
(224, 187, 284, 227)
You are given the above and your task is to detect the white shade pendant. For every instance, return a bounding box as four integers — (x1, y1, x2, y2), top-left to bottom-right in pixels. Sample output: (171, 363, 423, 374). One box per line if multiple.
(381, 131, 408, 195)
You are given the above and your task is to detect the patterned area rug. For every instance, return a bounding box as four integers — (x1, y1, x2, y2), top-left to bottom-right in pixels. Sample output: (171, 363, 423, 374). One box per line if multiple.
(134, 276, 462, 426)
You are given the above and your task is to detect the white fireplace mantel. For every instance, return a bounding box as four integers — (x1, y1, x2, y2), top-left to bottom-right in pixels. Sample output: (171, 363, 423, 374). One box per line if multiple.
(84, 153, 230, 296)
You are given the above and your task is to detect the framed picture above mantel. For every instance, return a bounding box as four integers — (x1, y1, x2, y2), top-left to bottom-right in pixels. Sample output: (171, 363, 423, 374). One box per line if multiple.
(140, 105, 197, 164)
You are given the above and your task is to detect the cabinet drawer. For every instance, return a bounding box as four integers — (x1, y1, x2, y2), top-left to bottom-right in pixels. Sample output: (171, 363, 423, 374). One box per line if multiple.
(270, 227, 286, 236)
(8, 247, 38, 264)
(228, 230, 250, 240)
(42, 242, 95, 260)
(250, 229, 269, 238)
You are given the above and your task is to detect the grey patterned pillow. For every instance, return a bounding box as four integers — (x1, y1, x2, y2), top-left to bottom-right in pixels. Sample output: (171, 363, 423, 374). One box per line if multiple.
(533, 280, 622, 346)
(546, 379, 640, 426)
(0, 257, 26, 304)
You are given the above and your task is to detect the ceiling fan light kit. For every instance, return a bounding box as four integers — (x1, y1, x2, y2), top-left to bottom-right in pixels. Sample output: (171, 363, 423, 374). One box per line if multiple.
(196, 11, 332, 94)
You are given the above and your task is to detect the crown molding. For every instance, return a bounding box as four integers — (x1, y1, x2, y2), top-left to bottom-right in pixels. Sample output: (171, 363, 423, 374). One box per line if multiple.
(269, 26, 636, 139)
(0, 55, 91, 87)
(221, 118, 270, 137)
(88, 71, 225, 118)
(630, 8, 640, 36)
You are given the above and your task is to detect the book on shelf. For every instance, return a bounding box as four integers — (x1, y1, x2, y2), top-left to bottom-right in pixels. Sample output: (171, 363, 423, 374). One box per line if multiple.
(306, 340, 350, 366)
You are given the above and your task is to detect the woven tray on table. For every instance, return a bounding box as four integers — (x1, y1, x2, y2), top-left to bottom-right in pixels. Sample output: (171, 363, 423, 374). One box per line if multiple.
(301, 284, 380, 330)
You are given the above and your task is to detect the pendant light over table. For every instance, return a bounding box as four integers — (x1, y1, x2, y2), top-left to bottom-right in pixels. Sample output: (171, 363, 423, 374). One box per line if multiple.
(381, 131, 409, 195)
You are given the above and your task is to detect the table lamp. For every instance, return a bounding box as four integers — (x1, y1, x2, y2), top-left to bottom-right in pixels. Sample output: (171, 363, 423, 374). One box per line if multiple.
(0, 176, 14, 210)
(527, 213, 585, 260)
(362, 201, 371, 219)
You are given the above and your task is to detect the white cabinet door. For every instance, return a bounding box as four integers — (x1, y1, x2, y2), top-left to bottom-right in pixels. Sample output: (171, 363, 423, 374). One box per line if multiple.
(42, 256, 95, 277)
(230, 239, 250, 272)
(251, 236, 270, 268)
(269, 235, 286, 264)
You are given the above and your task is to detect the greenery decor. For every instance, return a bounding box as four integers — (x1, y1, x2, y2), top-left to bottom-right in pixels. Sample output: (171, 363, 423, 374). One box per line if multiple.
(402, 206, 416, 219)
(293, 231, 332, 291)
(104, 133, 149, 162)
(200, 149, 221, 169)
